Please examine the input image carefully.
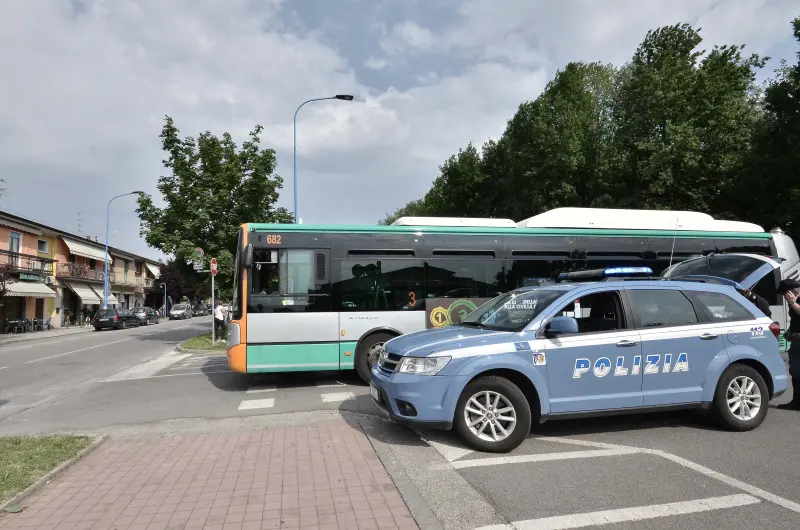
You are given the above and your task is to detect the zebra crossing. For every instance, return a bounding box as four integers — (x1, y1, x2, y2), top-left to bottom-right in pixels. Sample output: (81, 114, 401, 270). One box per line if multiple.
(236, 379, 366, 412)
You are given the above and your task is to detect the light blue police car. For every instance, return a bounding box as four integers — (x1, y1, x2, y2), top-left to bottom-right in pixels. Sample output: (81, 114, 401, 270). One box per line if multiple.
(370, 253, 788, 453)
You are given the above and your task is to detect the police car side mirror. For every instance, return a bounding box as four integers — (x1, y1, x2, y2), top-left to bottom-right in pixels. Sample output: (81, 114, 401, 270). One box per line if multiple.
(544, 316, 579, 338)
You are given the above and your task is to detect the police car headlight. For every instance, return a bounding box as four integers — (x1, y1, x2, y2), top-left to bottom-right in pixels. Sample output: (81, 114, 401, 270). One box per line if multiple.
(397, 356, 450, 376)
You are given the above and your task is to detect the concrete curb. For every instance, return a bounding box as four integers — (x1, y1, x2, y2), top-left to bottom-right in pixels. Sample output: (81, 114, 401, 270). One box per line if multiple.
(358, 418, 443, 530)
(0, 434, 108, 512)
(0, 328, 93, 347)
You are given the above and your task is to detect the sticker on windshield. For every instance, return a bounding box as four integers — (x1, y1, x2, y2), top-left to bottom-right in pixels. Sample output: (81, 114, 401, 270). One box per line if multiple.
(532, 352, 546, 366)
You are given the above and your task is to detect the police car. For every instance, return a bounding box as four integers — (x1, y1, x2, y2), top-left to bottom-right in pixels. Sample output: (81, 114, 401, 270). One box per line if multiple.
(370, 253, 788, 453)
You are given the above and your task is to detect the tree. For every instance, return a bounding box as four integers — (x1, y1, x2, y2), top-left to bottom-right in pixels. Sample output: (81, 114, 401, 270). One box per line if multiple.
(735, 16, 800, 235)
(137, 116, 293, 293)
(378, 199, 432, 225)
(0, 262, 13, 327)
(612, 24, 765, 213)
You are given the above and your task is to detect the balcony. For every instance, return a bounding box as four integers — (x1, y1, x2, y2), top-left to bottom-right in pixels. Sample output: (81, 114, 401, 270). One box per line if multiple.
(56, 263, 112, 283)
(1, 249, 55, 276)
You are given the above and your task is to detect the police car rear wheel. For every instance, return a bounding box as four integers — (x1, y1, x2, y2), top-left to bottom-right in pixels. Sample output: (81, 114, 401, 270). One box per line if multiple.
(455, 376, 531, 453)
(712, 365, 768, 431)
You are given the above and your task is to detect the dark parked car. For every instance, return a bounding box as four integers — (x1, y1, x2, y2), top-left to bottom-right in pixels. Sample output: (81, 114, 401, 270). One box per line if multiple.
(169, 304, 192, 320)
(93, 308, 141, 330)
(133, 307, 160, 325)
(192, 304, 208, 316)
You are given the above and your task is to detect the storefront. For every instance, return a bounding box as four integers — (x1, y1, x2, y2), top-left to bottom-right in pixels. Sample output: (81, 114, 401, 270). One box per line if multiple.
(2, 278, 56, 332)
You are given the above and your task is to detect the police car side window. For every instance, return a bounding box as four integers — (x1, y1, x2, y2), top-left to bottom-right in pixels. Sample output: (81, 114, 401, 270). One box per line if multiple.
(691, 292, 753, 322)
(555, 290, 625, 334)
(628, 289, 698, 328)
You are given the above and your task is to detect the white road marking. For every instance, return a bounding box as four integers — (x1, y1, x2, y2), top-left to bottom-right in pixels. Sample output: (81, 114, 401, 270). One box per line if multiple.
(246, 386, 277, 394)
(131, 370, 231, 379)
(316, 380, 346, 388)
(25, 338, 132, 364)
(0, 366, 6, 371)
(519, 436, 800, 516)
(238, 398, 275, 410)
(101, 351, 191, 382)
(417, 432, 474, 462)
(451, 448, 641, 469)
(477, 494, 760, 530)
(321, 392, 354, 403)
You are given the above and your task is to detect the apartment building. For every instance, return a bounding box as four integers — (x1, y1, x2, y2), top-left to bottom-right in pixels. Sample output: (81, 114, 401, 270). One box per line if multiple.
(0, 210, 163, 331)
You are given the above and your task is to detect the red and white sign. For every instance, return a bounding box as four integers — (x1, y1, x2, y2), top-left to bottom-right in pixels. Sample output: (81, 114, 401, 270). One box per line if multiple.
(210, 258, 218, 276)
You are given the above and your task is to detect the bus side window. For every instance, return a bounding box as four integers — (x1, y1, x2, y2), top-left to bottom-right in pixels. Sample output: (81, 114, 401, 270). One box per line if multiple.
(333, 259, 424, 311)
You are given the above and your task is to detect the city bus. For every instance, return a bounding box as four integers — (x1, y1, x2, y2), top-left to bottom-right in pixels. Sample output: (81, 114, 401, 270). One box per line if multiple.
(226, 207, 799, 383)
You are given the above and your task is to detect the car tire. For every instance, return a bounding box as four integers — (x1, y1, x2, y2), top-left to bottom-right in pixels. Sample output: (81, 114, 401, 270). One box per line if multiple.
(355, 332, 394, 384)
(454, 376, 532, 453)
(94, 327, 101, 331)
(711, 364, 769, 431)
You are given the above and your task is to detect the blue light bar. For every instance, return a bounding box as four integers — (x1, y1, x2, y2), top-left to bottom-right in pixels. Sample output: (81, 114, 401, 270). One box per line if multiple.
(604, 267, 653, 275)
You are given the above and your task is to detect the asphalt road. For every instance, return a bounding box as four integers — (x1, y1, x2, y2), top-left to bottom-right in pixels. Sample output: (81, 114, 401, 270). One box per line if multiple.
(0, 317, 207, 427)
(1, 327, 798, 530)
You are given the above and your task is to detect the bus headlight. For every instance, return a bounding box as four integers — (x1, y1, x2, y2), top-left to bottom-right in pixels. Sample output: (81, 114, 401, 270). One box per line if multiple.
(227, 323, 240, 349)
(397, 356, 450, 376)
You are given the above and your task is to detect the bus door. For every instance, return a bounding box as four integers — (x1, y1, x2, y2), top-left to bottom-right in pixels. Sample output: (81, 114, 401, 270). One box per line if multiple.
(247, 246, 339, 373)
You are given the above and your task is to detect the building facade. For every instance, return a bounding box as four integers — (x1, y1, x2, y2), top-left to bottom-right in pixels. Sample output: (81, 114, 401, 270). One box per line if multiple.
(0, 211, 162, 331)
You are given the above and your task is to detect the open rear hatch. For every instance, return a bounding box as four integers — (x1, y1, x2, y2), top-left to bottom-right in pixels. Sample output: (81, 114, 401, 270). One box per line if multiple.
(661, 253, 783, 291)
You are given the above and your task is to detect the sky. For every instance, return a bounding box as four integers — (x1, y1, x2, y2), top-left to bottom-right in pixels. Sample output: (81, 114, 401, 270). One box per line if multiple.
(1, 0, 798, 261)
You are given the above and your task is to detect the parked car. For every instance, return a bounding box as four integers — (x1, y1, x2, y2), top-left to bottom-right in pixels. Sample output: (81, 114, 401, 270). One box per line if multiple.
(133, 307, 160, 325)
(193, 304, 208, 316)
(93, 308, 141, 330)
(169, 304, 192, 320)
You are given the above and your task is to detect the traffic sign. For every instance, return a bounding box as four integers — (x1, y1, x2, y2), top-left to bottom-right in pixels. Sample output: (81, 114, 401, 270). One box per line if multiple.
(210, 258, 218, 276)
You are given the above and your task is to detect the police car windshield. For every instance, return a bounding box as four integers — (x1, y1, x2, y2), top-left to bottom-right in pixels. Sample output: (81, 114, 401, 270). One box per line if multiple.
(460, 289, 562, 332)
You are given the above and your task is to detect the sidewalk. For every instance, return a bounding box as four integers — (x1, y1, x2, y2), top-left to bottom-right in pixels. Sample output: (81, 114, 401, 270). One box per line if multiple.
(0, 326, 93, 346)
(0, 422, 419, 530)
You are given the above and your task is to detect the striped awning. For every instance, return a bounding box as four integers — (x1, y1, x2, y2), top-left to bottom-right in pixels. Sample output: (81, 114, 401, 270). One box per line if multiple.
(6, 281, 55, 298)
(89, 285, 118, 305)
(64, 281, 102, 305)
(62, 238, 110, 262)
(145, 262, 161, 279)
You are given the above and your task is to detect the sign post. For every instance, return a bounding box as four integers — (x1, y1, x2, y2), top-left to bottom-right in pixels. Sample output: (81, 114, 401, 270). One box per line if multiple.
(210, 258, 218, 342)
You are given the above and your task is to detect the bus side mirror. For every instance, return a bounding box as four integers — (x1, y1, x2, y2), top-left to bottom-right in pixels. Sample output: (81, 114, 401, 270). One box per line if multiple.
(243, 244, 253, 269)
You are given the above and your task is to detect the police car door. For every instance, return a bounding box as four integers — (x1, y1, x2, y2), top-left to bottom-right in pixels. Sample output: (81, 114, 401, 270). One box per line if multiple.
(540, 288, 644, 413)
(625, 286, 721, 406)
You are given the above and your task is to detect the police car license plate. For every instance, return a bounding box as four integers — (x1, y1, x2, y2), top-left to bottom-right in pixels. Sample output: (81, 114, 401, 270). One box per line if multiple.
(370, 383, 380, 403)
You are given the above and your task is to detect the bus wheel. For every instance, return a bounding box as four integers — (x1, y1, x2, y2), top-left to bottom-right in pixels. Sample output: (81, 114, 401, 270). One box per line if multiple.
(355, 332, 394, 384)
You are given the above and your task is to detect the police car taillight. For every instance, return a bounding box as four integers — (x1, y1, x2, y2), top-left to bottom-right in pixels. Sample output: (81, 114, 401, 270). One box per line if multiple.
(769, 322, 781, 339)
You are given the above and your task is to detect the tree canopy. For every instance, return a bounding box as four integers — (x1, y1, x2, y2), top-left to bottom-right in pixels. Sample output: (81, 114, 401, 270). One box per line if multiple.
(137, 116, 292, 297)
(381, 18, 800, 237)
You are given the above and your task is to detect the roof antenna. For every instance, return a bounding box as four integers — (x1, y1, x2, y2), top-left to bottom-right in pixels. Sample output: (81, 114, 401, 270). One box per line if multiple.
(668, 217, 679, 269)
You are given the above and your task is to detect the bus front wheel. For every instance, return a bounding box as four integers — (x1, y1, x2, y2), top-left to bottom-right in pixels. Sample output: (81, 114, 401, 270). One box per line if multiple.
(355, 332, 394, 384)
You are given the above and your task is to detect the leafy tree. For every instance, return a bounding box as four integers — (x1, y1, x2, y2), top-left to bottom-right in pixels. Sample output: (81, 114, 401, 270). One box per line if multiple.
(735, 16, 800, 235)
(137, 116, 293, 293)
(378, 199, 432, 225)
(612, 24, 765, 213)
(0, 262, 13, 326)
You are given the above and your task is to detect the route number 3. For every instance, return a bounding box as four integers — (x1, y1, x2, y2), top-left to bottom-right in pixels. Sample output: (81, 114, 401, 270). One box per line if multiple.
(266, 234, 282, 245)
(408, 291, 417, 307)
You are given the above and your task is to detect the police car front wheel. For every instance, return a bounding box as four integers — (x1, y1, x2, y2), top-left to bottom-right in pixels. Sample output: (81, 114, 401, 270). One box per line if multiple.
(454, 376, 532, 453)
(712, 364, 769, 431)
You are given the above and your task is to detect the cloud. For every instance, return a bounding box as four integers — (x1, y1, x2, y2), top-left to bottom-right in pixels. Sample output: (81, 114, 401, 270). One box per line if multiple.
(0, 0, 798, 255)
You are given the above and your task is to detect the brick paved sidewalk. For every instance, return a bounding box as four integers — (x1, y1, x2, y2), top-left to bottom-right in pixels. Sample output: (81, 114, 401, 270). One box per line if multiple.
(0, 422, 419, 530)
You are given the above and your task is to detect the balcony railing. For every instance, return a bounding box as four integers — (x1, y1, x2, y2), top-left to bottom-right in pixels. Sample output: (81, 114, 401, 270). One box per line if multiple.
(56, 262, 111, 282)
(1, 249, 55, 275)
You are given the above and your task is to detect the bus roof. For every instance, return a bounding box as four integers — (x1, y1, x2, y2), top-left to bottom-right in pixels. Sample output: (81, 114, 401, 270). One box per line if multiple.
(245, 223, 772, 240)
(248, 208, 770, 238)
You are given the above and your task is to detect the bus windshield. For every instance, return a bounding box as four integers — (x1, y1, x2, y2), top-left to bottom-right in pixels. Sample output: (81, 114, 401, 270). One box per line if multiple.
(460, 289, 563, 332)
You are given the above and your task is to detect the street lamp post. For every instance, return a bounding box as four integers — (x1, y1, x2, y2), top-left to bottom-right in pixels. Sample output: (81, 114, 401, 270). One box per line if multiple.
(293, 94, 353, 224)
(104, 191, 144, 309)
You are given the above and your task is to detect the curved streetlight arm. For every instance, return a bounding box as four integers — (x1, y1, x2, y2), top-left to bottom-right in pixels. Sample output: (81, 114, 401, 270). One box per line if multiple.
(293, 95, 353, 224)
(103, 191, 144, 309)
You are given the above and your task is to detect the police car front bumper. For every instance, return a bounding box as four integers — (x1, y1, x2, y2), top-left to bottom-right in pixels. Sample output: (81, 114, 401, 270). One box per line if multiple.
(369, 366, 467, 430)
